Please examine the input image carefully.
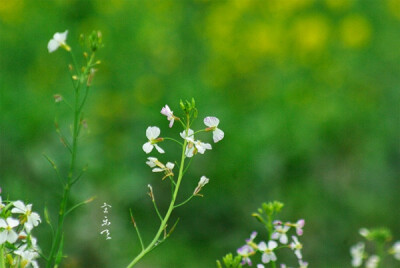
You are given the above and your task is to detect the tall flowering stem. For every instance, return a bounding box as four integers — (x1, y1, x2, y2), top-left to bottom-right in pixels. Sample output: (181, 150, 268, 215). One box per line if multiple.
(127, 99, 222, 267)
(45, 30, 102, 268)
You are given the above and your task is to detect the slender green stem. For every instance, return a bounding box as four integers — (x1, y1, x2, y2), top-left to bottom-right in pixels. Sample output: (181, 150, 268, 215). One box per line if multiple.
(0, 244, 5, 268)
(46, 51, 96, 268)
(152, 199, 163, 222)
(130, 209, 145, 251)
(163, 137, 183, 146)
(266, 215, 276, 268)
(182, 156, 193, 176)
(376, 241, 385, 268)
(126, 136, 188, 268)
(174, 195, 194, 208)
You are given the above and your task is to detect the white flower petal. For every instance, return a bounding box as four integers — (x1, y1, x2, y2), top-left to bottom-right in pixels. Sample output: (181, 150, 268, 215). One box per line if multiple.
(152, 168, 164, 172)
(0, 231, 7, 244)
(154, 144, 165, 154)
(0, 219, 7, 228)
(7, 230, 18, 243)
(271, 232, 279, 240)
(12, 201, 27, 213)
(146, 126, 160, 140)
(258, 241, 267, 251)
(166, 162, 174, 170)
(53, 30, 68, 43)
(262, 252, 271, 263)
(280, 234, 288, 244)
(47, 39, 59, 53)
(268, 240, 278, 249)
(213, 128, 224, 143)
(204, 116, 219, 127)
(7, 218, 20, 228)
(143, 142, 153, 153)
(270, 252, 277, 262)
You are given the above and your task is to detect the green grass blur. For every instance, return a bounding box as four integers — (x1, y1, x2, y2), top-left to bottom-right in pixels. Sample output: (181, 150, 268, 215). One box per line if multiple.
(1, 0, 399, 267)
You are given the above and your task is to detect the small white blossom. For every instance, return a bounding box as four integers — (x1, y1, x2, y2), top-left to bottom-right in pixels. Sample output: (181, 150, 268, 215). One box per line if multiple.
(0, 217, 19, 244)
(237, 244, 254, 266)
(193, 140, 212, 154)
(299, 260, 308, 268)
(294, 219, 305, 236)
(204, 116, 224, 143)
(391, 241, 400, 260)
(289, 236, 303, 259)
(48, 30, 69, 53)
(11, 201, 41, 232)
(143, 126, 165, 154)
(365, 255, 379, 268)
(193, 176, 209, 195)
(246, 231, 257, 244)
(160, 105, 176, 128)
(350, 242, 365, 267)
(257, 265, 265, 268)
(145, 157, 174, 179)
(14, 244, 39, 268)
(359, 228, 370, 238)
(180, 129, 211, 157)
(258, 240, 278, 263)
(271, 225, 290, 244)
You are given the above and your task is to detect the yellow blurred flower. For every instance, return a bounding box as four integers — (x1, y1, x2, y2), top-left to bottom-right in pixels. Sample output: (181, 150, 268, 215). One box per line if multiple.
(340, 15, 371, 48)
(386, 0, 400, 20)
(292, 15, 330, 52)
(325, 0, 353, 11)
(0, 0, 24, 24)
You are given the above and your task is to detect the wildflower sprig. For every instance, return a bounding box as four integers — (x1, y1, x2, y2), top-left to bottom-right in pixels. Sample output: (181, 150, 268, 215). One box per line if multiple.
(44, 30, 102, 268)
(350, 227, 400, 268)
(0, 195, 41, 268)
(217, 201, 308, 268)
(126, 98, 224, 267)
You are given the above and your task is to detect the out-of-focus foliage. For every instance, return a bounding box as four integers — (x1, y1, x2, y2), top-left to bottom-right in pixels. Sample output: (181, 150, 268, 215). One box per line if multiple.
(0, 0, 399, 267)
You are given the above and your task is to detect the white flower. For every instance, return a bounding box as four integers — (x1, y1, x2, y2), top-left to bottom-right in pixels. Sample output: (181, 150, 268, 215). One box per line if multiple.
(271, 225, 290, 244)
(160, 105, 176, 128)
(193, 176, 209, 195)
(11, 201, 41, 232)
(294, 219, 305, 236)
(289, 236, 303, 259)
(143, 127, 165, 154)
(391, 241, 400, 260)
(237, 244, 254, 266)
(359, 228, 370, 238)
(48, 30, 69, 53)
(14, 244, 39, 268)
(180, 129, 211, 157)
(204, 116, 224, 143)
(258, 240, 278, 263)
(257, 265, 265, 268)
(299, 260, 308, 268)
(146, 157, 174, 179)
(0, 217, 19, 244)
(350, 242, 365, 267)
(246, 231, 258, 243)
(194, 140, 212, 154)
(365, 255, 379, 268)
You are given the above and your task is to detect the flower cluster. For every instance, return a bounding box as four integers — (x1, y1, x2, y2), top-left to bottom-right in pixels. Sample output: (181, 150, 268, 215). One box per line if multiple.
(350, 227, 400, 268)
(142, 101, 224, 195)
(218, 201, 308, 268)
(0, 195, 41, 267)
(236, 221, 307, 268)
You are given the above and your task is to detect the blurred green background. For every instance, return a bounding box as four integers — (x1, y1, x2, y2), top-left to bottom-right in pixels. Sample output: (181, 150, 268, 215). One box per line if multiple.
(1, 0, 399, 267)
